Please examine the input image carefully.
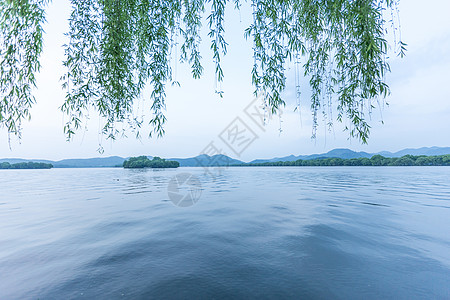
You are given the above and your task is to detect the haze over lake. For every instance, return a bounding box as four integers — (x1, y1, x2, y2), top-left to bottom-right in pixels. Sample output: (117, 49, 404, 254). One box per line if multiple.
(1, 167, 449, 299)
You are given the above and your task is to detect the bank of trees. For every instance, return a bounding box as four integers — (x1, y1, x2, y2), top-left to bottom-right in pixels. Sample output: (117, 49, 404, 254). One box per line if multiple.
(0, 162, 53, 169)
(242, 155, 450, 167)
(123, 156, 179, 168)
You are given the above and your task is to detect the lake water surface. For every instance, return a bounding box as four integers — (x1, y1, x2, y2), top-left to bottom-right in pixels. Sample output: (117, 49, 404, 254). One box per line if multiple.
(0, 167, 449, 299)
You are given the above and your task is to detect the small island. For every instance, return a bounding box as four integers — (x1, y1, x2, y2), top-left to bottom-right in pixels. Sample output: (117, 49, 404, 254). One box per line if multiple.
(123, 156, 180, 169)
(0, 162, 53, 169)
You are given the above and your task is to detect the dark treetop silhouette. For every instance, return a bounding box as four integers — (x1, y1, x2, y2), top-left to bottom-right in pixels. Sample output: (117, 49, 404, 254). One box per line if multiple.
(123, 156, 179, 168)
(0, 161, 53, 169)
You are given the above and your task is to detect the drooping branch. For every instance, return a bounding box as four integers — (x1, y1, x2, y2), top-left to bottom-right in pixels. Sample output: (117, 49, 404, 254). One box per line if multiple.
(0, 0, 48, 138)
(1, 0, 404, 144)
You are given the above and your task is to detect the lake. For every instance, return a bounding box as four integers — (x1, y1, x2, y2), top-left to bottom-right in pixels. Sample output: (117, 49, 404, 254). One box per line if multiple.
(0, 167, 449, 299)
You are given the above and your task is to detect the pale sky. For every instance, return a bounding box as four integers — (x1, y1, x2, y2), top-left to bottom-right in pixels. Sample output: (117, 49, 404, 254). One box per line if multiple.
(1, 0, 450, 161)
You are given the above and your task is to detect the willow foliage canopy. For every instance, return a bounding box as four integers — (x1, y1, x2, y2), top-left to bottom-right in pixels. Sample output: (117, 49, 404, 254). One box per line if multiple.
(0, 0, 404, 143)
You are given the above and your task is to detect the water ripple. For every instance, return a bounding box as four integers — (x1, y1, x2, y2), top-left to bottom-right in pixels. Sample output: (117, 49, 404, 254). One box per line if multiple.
(0, 167, 449, 299)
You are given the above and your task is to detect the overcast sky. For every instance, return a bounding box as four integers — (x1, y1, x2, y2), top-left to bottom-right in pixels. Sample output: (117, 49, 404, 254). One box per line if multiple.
(1, 0, 449, 161)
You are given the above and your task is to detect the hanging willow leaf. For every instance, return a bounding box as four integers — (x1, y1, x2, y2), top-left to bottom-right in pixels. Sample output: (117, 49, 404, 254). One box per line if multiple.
(0, 0, 48, 139)
(1, 0, 404, 143)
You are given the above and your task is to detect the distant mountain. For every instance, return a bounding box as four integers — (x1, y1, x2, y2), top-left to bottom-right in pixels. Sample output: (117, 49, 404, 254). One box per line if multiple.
(0, 156, 126, 168)
(171, 154, 244, 167)
(0, 158, 54, 164)
(0, 154, 242, 168)
(1, 147, 449, 168)
(376, 147, 450, 158)
(250, 155, 297, 164)
(250, 148, 372, 164)
(319, 148, 372, 159)
(250, 147, 450, 164)
(53, 156, 127, 168)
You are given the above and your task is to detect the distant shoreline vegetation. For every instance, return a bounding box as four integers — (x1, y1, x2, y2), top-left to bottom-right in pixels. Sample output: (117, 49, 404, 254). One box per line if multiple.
(0, 162, 53, 169)
(123, 156, 179, 169)
(237, 155, 450, 167)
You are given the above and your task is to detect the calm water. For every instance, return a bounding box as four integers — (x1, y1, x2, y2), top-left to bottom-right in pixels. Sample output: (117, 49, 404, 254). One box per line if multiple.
(0, 167, 449, 299)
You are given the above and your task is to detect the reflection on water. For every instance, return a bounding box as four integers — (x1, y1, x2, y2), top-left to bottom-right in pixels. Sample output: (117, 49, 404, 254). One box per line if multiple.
(0, 167, 449, 299)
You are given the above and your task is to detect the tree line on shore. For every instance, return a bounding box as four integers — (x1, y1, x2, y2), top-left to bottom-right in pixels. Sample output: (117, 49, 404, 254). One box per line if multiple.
(123, 156, 179, 169)
(238, 154, 450, 167)
(0, 162, 53, 169)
